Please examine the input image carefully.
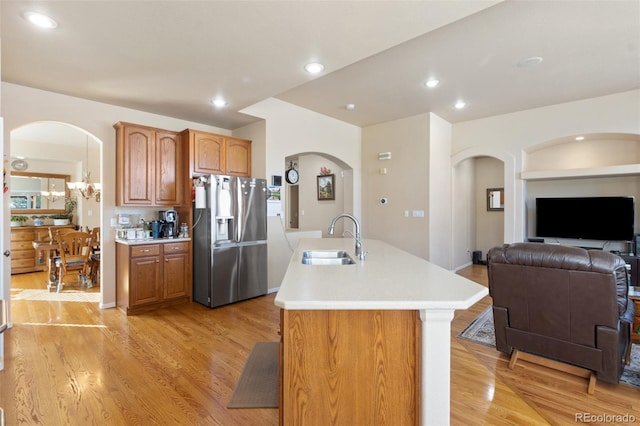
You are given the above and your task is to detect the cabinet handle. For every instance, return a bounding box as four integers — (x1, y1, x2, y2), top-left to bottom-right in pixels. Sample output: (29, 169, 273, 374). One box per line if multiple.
(142, 249, 151, 253)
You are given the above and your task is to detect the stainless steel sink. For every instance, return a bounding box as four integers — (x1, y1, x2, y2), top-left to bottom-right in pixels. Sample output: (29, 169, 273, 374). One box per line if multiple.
(301, 250, 356, 265)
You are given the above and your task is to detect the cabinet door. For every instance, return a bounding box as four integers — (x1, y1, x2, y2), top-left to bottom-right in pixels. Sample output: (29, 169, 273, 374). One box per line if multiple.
(130, 256, 162, 306)
(193, 132, 224, 175)
(155, 130, 182, 205)
(10, 229, 37, 273)
(118, 125, 154, 205)
(163, 252, 189, 300)
(225, 137, 251, 177)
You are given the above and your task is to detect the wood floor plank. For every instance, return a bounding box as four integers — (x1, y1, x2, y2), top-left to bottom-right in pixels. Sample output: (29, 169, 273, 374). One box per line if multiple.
(2, 268, 640, 425)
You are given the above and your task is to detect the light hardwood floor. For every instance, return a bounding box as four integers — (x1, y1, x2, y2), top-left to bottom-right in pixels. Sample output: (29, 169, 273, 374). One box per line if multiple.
(1, 267, 639, 425)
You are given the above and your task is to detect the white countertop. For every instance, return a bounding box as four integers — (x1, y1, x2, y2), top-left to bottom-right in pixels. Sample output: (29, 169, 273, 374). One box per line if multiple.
(275, 238, 488, 310)
(115, 237, 191, 245)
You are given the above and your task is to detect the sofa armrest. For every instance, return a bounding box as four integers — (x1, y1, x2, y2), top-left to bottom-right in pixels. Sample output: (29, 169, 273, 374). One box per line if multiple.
(621, 298, 636, 326)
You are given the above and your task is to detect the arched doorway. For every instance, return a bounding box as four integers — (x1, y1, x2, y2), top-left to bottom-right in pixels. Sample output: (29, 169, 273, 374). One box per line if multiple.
(9, 121, 102, 300)
(451, 147, 518, 271)
(283, 152, 354, 236)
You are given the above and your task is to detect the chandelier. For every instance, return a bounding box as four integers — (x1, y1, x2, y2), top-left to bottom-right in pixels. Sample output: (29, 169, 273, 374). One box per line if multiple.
(41, 182, 65, 203)
(67, 136, 101, 200)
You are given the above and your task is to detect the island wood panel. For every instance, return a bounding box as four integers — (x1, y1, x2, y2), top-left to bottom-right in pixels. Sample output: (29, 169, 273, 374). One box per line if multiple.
(281, 309, 419, 425)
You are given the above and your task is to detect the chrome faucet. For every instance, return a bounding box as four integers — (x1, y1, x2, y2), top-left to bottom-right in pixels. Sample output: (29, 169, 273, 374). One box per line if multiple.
(328, 213, 366, 260)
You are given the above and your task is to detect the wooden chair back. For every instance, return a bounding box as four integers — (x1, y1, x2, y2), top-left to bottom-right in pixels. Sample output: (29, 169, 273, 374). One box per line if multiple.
(56, 231, 92, 274)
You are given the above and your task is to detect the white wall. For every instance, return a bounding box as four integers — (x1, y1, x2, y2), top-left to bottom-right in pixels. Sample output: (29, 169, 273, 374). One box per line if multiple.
(362, 114, 430, 260)
(2, 82, 231, 308)
(452, 158, 475, 269)
(450, 90, 640, 268)
(428, 113, 452, 268)
(297, 154, 345, 236)
(240, 98, 361, 289)
(474, 157, 504, 259)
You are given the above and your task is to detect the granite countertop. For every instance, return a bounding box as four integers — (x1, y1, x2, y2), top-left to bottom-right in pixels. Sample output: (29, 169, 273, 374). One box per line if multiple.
(275, 238, 488, 310)
(115, 237, 191, 245)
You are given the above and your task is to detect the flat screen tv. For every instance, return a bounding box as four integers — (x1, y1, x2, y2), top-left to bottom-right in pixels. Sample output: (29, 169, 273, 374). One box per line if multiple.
(535, 196, 635, 241)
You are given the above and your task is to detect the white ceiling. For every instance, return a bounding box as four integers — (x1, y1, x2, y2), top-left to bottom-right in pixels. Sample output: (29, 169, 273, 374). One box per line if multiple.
(2, 0, 639, 132)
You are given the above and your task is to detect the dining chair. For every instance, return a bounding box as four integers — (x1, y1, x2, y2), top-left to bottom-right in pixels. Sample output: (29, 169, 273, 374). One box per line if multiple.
(88, 227, 101, 287)
(55, 230, 93, 291)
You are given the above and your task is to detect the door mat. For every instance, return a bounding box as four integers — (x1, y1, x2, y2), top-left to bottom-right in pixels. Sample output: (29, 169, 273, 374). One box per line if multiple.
(458, 306, 640, 389)
(227, 341, 279, 408)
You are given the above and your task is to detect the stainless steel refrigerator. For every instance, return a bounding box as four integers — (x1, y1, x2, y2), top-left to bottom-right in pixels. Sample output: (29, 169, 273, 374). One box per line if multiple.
(193, 175, 268, 308)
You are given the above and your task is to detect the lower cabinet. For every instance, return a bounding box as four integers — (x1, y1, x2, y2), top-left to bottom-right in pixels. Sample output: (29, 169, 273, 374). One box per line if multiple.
(116, 241, 191, 314)
(11, 225, 75, 274)
(279, 309, 420, 426)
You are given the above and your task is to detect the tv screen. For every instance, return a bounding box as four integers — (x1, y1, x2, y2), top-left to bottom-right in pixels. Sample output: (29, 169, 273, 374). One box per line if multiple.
(535, 196, 635, 241)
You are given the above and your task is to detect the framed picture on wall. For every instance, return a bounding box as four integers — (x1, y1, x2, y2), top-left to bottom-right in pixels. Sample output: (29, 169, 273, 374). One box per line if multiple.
(487, 188, 504, 211)
(317, 174, 335, 200)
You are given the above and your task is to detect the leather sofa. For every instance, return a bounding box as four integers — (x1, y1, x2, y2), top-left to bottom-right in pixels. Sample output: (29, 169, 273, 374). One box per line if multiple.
(487, 242, 635, 387)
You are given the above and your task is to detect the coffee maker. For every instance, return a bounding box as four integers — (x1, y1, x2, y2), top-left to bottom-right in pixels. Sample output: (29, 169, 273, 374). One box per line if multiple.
(158, 210, 178, 238)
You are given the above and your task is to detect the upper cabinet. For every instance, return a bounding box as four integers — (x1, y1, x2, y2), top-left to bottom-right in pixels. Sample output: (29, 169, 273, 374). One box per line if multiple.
(181, 129, 251, 177)
(225, 137, 252, 177)
(115, 122, 185, 206)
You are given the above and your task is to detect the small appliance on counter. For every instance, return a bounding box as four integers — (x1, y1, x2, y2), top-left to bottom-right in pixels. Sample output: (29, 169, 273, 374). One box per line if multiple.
(115, 227, 146, 240)
(158, 209, 178, 238)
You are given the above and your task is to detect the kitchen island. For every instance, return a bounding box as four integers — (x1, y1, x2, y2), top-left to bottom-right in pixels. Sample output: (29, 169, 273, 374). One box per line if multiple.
(275, 238, 488, 426)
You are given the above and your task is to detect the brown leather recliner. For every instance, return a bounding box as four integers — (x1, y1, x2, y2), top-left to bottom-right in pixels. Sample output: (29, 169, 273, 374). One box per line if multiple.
(487, 242, 635, 386)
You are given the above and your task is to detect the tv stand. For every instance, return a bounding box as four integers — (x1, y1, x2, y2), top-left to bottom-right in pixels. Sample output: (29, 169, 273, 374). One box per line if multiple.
(621, 255, 640, 286)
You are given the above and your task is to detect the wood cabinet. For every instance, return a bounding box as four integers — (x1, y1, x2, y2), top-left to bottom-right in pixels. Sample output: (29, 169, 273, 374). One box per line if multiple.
(10, 225, 75, 274)
(224, 137, 251, 177)
(181, 129, 251, 177)
(115, 122, 185, 206)
(279, 309, 420, 425)
(116, 241, 191, 315)
(629, 294, 640, 344)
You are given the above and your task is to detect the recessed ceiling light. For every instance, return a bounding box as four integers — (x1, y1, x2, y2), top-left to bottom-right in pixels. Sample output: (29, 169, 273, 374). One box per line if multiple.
(575, 136, 585, 141)
(345, 103, 356, 111)
(517, 56, 543, 68)
(424, 79, 439, 88)
(22, 11, 58, 29)
(304, 62, 325, 74)
(454, 100, 466, 109)
(211, 99, 227, 108)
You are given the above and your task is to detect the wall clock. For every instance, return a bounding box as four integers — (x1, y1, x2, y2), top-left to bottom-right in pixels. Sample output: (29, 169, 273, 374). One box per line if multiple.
(285, 162, 299, 184)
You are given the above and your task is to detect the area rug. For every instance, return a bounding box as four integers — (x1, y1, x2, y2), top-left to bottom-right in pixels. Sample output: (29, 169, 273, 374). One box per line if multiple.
(11, 288, 100, 303)
(458, 306, 640, 389)
(227, 341, 279, 409)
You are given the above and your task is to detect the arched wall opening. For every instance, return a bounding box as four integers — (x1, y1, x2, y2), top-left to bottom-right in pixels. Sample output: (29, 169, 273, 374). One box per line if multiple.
(8, 121, 103, 301)
(283, 151, 354, 237)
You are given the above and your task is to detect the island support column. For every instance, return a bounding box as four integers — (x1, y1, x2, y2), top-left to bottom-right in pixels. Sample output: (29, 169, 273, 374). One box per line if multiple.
(419, 309, 455, 426)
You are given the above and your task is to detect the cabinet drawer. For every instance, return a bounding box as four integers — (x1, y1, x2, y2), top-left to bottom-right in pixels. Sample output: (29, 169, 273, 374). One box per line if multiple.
(12, 250, 34, 260)
(130, 244, 161, 257)
(11, 230, 36, 241)
(11, 240, 35, 251)
(164, 242, 189, 253)
(12, 258, 35, 269)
